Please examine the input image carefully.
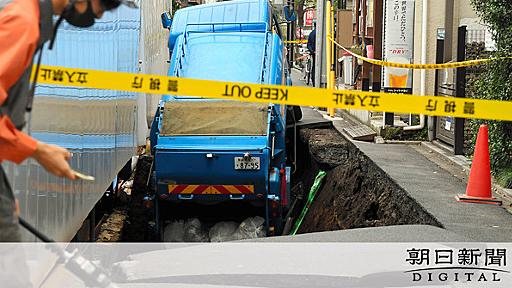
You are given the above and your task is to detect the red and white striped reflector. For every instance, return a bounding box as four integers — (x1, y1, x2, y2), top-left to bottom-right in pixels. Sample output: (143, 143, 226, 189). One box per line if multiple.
(168, 185, 255, 195)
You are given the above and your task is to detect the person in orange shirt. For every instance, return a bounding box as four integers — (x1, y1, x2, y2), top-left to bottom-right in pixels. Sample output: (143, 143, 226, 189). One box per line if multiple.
(0, 0, 137, 242)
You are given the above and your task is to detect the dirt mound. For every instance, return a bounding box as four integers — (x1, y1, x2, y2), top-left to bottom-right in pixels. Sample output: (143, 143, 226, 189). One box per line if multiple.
(297, 128, 441, 234)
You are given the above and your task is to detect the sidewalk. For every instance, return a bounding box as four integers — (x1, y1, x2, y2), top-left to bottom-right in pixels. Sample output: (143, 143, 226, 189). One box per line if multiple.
(336, 123, 512, 241)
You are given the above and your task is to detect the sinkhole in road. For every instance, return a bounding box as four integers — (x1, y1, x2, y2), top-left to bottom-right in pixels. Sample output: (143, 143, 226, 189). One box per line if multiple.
(117, 127, 442, 242)
(293, 128, 442, 234)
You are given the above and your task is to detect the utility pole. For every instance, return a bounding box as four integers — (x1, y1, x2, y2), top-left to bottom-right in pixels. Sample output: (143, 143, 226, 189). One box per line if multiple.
(286, 0, 295, 67)
(291, 1, 296, 67)
(372, 0, 383, 94)
(361, 0, 370, 93)
(315, 0, 327, 88)
(326, 0, 335, 116)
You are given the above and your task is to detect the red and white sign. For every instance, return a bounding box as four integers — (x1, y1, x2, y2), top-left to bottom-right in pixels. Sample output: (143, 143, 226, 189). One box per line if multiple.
(296, 27, 303, 39)
(304, 8, 316, 27)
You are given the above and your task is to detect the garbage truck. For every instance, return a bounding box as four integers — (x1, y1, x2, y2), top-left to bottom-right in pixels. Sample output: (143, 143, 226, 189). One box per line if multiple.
(148, 0, 298, 239)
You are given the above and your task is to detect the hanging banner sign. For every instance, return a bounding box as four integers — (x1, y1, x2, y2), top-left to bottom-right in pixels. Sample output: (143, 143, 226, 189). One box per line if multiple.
(383, 0, 415, 94)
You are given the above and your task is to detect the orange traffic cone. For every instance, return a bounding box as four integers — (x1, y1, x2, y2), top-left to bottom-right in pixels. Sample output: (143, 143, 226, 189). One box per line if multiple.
(456, 125, 502, 205)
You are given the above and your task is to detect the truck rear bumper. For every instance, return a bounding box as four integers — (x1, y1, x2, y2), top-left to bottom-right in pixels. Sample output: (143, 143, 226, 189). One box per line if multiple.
(154, 147, 270, 200)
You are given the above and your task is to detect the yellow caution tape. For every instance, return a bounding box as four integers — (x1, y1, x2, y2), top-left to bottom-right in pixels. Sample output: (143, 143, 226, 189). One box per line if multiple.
(329, 37, 507, 70)
(34, 65, 512, 121)
(284, 40, 308, 44)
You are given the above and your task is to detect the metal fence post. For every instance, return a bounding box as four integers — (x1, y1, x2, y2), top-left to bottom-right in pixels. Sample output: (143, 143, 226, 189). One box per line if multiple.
(454, 25, 467, 155)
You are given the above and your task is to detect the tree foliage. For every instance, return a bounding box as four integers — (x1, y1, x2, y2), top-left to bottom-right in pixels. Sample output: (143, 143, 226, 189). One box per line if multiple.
(469, 0, 512, 187)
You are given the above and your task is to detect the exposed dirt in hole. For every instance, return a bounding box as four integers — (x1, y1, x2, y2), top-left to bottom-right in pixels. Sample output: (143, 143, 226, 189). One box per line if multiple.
(293, 129, 349, 198)
(296, 128, 442, 234)
(96, 208, 128, 242)
(122, 155, 153, 242)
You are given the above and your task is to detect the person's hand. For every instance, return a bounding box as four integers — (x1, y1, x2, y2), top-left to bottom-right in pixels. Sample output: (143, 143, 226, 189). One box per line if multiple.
(32, 142, 76, 180)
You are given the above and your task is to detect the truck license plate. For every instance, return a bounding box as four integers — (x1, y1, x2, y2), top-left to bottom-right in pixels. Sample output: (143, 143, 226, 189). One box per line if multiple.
(234, 157, 260, 170)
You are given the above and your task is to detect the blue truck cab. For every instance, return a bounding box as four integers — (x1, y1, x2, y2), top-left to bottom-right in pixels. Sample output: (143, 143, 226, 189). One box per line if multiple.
(150, 0, 292, 236)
